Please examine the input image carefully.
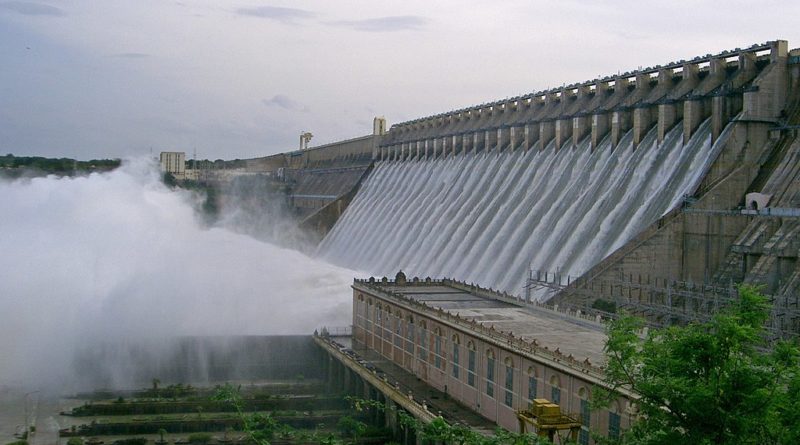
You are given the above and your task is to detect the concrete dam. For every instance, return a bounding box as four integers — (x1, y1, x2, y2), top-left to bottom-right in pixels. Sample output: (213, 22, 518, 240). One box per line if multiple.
(244, 40, 800, 333)
(318, 121, 715, 296)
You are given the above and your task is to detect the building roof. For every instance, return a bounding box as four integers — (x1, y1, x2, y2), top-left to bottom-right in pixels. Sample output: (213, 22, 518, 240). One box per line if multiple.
(355, 276, 610, 372)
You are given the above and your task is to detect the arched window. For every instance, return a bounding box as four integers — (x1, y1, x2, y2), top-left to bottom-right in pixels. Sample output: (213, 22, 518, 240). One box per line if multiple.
(451, 334, 461, 379)
(394, 311, 403, 347)
(486, 349, 496, 398)
(527, 366, 538, 400)
(578, 387, 591, 445)
(550, 375, 561, 405)
(418, 320, 428, 361)
(608, 401, 621, 440)
(467, 341, 476, 387)
(406, 315, 415, 353)
(433, 327, 444, 369)
(376, 304, 384, 338)
(503, 357, 514, 407)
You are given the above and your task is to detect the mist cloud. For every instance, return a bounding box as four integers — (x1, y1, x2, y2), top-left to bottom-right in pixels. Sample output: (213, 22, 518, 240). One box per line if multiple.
(108, 52, 150, 59)
(0, 159, 357, 390)
(328, 15, 427, 32)
(262, 94, 309, 112)
(235, 6, 314, 24)
(0, 1, 65, 16)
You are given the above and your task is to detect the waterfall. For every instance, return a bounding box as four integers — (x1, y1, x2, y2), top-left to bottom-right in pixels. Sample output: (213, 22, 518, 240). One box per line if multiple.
(318, 119, 716, 299)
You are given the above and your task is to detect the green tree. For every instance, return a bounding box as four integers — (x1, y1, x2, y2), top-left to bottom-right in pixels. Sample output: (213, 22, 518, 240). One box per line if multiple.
(595, 285, 800, 445)
(336, 415, 367, 443)
(157, 428, 168, 444)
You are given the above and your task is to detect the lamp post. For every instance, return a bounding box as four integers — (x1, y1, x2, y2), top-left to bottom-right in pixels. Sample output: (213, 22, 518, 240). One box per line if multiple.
(23, 390, 40, 437)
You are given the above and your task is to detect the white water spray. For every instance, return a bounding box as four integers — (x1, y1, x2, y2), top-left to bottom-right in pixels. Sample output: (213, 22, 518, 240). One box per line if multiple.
(319, 120, 716, 297)
(0, 158, 356, 390)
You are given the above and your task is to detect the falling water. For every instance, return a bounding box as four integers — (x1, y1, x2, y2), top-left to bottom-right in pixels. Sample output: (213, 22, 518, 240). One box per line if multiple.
(318, 119, 718, 298)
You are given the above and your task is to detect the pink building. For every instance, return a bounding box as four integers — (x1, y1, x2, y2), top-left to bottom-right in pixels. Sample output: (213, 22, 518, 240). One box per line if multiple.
(351, 273, 635, 444)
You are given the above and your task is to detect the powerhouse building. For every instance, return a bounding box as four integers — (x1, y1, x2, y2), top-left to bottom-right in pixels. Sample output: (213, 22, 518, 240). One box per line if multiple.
(349, 272, 634, 444)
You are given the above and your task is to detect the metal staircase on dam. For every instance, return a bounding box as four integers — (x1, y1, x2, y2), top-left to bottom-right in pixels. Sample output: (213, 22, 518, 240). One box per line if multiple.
(711, 94, 800, 295)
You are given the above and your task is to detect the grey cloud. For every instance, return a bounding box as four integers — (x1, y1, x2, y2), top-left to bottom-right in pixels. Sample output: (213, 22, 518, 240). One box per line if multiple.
(235, 6, 314, 24)
(109, 53, 150, 59)
(0, 1, 65, 16)
(328, 15, 427, 32)
(262, 95, 308, 112)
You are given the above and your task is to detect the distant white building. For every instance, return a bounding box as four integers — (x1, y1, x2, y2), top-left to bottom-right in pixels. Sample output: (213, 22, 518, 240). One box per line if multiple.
(159, 152, 186, 178)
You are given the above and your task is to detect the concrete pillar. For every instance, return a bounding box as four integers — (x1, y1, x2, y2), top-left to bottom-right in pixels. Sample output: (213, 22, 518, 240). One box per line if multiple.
(497, 127, 511, 151)
(384, 399, 399, 436)
(485, 130, 497, 152)
(539, 120, 555, 151)
(415, 141, 422, 160)
(555, 119, 573, 150)
(611, 110, 631, 149)
(572, 115, 590, 147)
(473, 132, 483, 153)
(711, 96, 729, 143)
(739, 51, 757, 77)
(510, 126, 523, 151)
(525, 123, 540, 152)
(423, 140, 430, 159)
(591, 113, 610, 151)
(658, 103, 678, 144)
(462, 134, 472, 155)
(683, 99, 704, 144)
(743, 40, 788, 121)
(432, 138, 440, 159)
(633, 106, 653, 147)
(770, 39, 789, 63)
(451, 135, 459, 156)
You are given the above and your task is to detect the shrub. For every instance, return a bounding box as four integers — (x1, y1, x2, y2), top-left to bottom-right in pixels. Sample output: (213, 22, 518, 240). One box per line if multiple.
(111, 439, 146, 445)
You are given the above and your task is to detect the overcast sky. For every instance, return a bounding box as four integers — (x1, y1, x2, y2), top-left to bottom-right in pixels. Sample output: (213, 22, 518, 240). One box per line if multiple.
(1, 1, 798, 160)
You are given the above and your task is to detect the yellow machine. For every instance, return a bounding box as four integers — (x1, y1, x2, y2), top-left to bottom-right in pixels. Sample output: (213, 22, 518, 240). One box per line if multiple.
(516, 398, 582, 442)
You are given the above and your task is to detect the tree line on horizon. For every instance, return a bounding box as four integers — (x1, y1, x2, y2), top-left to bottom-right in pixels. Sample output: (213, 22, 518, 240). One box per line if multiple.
(0, 153, 121, 178)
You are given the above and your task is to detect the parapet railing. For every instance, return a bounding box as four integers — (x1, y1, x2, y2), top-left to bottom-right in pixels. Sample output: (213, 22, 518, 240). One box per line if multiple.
(387, 41, 778, 131)
(353, 277, 607, 379)
(316, 326, 353, 337)
(314, 334, 456, 426)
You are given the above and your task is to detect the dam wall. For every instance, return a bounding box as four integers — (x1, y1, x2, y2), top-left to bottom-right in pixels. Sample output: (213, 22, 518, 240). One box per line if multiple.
(241, 126, 384, 216)
(548, 47, 800, 334)
(319, 118, 718, 296)
(71, 336, 324, 390)
(319, 41, 800, 323)
(378, 41, 788, 160)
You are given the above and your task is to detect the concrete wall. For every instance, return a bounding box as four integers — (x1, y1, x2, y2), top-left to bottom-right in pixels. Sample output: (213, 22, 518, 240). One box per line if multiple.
(71, 336, 324, 390)
(244, 135, 379, 175)
(299, 164, 374, 239)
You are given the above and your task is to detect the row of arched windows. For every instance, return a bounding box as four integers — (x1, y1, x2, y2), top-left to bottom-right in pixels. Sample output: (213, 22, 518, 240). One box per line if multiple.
(355, 293, 623, 442)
